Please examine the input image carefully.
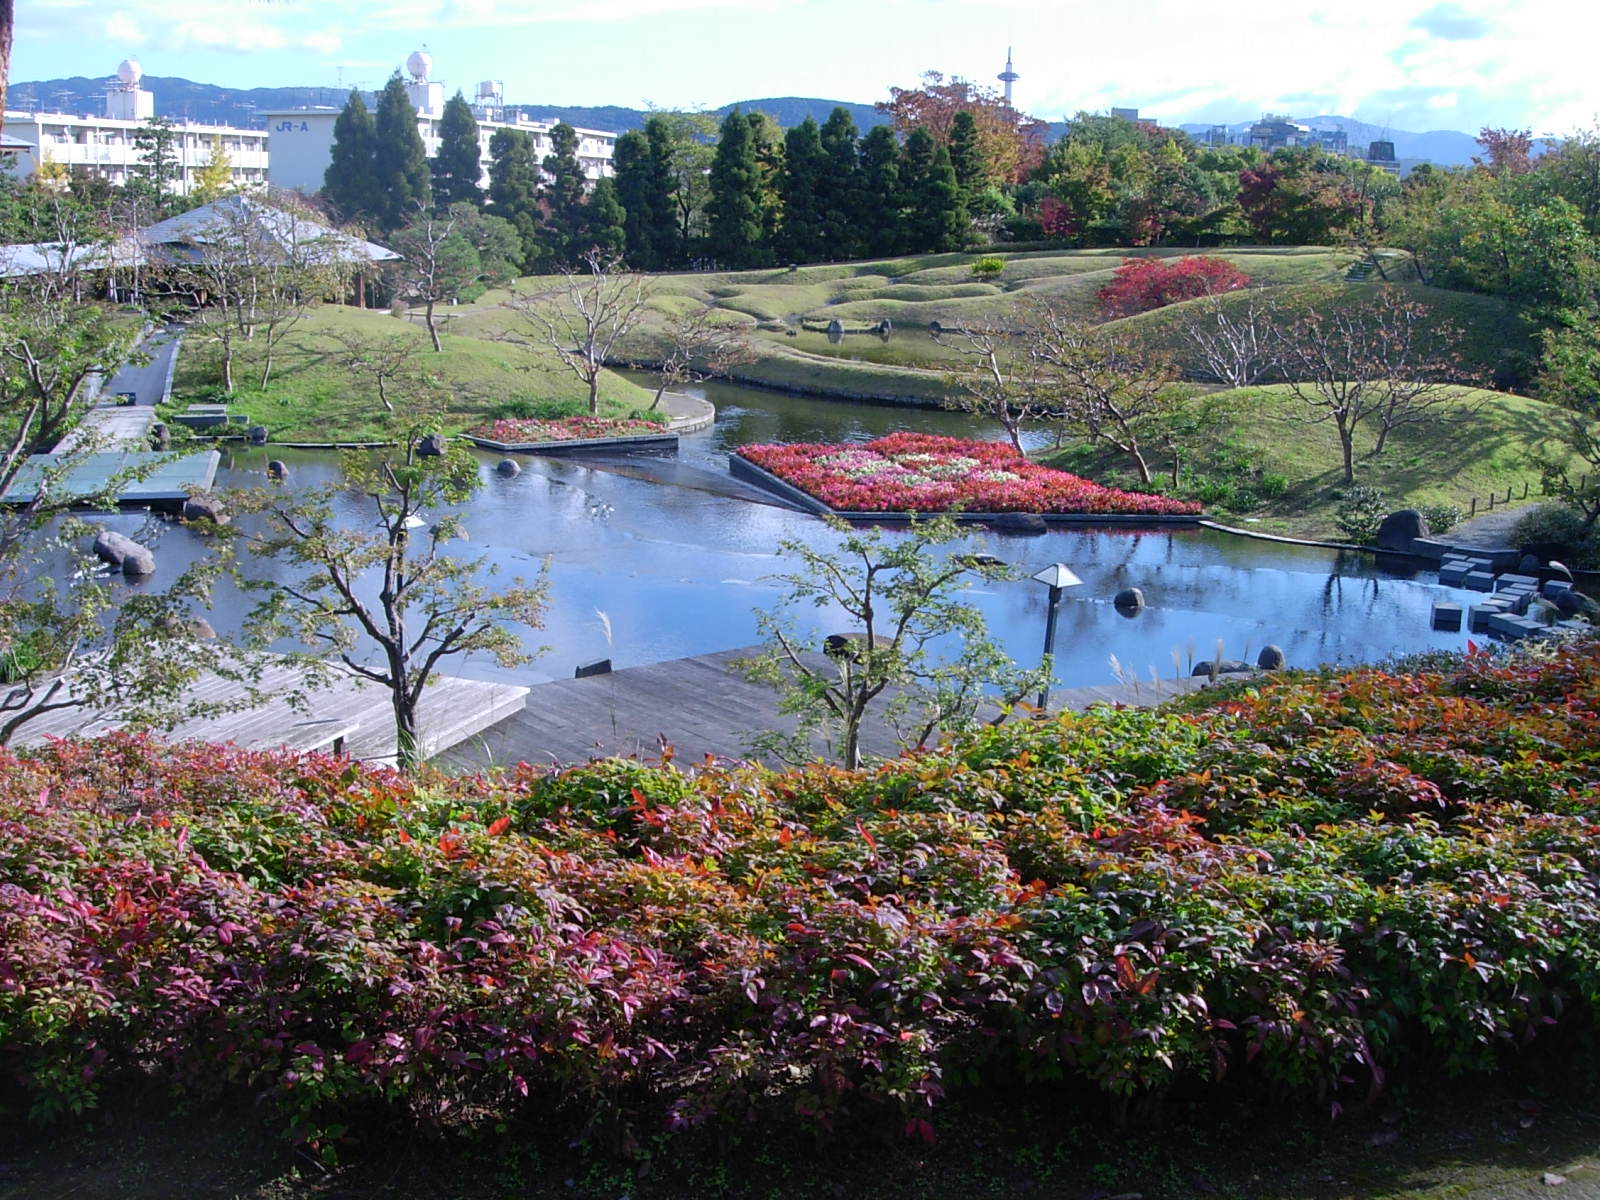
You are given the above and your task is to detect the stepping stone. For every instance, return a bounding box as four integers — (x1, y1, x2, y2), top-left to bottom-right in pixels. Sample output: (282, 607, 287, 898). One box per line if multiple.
(1543, 580, 1574, 598)
(1431, 601, 1463, 630)
(1439, 564, 1469, 586)
(1496, 573, 1539, 591)
(1463, 570, 1496, 591)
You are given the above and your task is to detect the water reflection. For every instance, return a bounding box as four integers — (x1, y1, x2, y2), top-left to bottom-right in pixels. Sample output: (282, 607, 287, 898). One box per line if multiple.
(76, 378, 1482, 692)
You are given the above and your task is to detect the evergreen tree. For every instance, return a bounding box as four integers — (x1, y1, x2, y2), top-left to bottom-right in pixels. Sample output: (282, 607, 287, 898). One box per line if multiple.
(371, 72, 431, 232)
(642, 117, 682, 264)
(947, 110, 987, 200)
(818, 107, 861, 259)
(779, 116, 826, 263)
(612, 131, 658, 266)
(488, 127, 541, 271)
(431, 91, 482, 209)
(540, 121, 588, 266)
(707, 108, 765, 268)
(324, 90, 378, 224)
(748, 111, 786, 260)
(901, 129, 966, 253)
(858, 125, 903, 257)
(582, 177, 628, 258)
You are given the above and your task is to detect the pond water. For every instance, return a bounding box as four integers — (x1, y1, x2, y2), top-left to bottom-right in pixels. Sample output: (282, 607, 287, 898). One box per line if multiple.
(94, 375, 1478, 692)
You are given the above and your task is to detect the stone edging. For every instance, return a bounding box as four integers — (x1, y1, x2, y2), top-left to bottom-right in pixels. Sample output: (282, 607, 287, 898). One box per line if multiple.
(464, 432, 679, 454)
(729, 453, 1206, 525)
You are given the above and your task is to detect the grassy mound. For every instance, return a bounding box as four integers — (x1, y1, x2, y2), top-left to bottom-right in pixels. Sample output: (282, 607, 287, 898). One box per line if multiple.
(170, 305, 655, 442)
(4, 642, 1600, 1172)
(1042, 380, 1569, 538)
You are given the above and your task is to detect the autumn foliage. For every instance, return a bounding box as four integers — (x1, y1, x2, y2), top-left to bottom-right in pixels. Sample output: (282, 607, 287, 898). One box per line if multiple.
(4, 640, 1600, 1154)
(1096, 255, 1251, 317)
(876, 71, 1048, 185)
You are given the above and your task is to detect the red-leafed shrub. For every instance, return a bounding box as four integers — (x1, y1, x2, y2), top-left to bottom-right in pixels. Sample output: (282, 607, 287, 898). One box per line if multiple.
(4, 640, 1600, 1154)
(1096, 255, 1251, 317)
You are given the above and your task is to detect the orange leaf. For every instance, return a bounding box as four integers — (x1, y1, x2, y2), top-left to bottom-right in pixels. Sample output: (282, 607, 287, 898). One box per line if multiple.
(487, 815, 512, 837)
(778, 827, 793, 847)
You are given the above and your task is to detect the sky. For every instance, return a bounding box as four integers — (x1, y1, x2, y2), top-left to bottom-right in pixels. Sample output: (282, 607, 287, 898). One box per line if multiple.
(11, 0, 1599, 136)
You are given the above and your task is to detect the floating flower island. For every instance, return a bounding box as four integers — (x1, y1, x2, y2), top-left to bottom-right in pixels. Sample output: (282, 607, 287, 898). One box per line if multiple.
(464, 415, 675, 454)
(733, 433, 1202, 520)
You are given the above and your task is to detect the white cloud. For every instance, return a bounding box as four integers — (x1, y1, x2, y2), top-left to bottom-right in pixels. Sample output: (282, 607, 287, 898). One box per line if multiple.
(104, 12, 146, 45)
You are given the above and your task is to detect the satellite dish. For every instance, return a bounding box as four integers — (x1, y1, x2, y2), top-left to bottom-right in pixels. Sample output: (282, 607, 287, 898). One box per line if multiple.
(117, 58, 143, 86)
(405, 50, 432, 81)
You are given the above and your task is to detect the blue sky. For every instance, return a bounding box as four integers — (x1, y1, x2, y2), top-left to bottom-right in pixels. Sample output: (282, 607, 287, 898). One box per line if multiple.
(12, 0, 1597, 135)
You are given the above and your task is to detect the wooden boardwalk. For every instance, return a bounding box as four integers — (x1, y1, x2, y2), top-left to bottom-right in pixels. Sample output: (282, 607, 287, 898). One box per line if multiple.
(439, 647, 1213, 772)
(14, 659, 529, 766)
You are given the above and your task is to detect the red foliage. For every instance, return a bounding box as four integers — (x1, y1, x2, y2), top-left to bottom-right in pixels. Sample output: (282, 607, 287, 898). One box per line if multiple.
(1096, 256, 1251, 317)
(1037, 196, 1078, 240)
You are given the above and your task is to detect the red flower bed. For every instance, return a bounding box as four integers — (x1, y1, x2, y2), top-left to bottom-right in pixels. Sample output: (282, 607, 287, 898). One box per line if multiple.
(469, 415, 666, 444)
(737, 432, 1200, 515)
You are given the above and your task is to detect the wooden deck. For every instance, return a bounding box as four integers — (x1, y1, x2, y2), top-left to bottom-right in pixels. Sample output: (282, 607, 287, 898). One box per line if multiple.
(14, 659, 530, 766)
(438, 647, 1213, 772)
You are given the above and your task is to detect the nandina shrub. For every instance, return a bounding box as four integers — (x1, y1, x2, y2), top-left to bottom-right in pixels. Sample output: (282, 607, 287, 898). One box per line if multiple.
(3, 641, 1600, 1151)
(1096, 255, 1251, 317)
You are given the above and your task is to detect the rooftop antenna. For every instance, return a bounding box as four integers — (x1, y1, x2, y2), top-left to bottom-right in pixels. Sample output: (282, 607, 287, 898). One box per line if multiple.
(997, 46, 1019, 107)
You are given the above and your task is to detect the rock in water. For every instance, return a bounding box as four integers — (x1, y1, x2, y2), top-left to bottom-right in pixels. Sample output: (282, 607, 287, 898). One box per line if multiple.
(496, 458, 521, 477)
(182, 493, 229, 526)
(266, 459, 288, 480)
(92, 529, 156, 577)
(416, 433, 447, 457)
(1257, 645, 1286, 670)
(1114, 587, 1145, 611)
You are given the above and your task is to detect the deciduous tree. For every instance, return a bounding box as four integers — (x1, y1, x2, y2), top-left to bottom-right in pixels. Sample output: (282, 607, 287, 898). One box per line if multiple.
(647, 305, 755, 409)
(1096, 255, 1250, 317)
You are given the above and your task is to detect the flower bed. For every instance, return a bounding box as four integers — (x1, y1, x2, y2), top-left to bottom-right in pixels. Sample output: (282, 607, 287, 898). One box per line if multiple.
(467, 415, 667, 444)
(736, 432, 1201, 515)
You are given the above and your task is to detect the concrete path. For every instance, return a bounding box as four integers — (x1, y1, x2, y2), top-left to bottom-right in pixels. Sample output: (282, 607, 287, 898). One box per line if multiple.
(1446, 503, 1538, 551)
(102, 326, 183, 407)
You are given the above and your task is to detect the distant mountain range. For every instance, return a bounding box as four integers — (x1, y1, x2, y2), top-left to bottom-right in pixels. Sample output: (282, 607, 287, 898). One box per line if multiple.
(8, 74, 1483, 166)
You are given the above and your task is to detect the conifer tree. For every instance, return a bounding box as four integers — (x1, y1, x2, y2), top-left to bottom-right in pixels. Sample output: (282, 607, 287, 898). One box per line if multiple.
(324, 90, 379, 224)
(541, 122, 588, 266)
(614, 125, 678, 268)
(779, 116, 826, 263)
(431, 91, 482, 209)
(818, 107, 861, 259)
(947, 109, 987, 200)
(858, 125, 903, 257)
(372, 72, 431, 232)
(642, 117, 682, 265)
(488, 127, 541, 271)
(582, 177, 628, 258)
(707, 108, 765, 268)
(901, 129, 966, 253)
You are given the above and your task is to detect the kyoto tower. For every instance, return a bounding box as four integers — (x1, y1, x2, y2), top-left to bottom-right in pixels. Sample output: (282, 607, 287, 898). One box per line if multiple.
(998, 47, 1019, 107)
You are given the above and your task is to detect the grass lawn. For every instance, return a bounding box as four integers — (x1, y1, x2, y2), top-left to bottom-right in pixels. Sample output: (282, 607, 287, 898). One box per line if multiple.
(1041, 382, 1570, 539)
(169, 304, 656, 442)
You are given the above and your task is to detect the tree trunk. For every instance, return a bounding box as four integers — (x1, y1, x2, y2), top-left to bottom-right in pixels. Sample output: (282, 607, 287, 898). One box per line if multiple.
(259, 345, 275, 391)
(1127, 445, 1152, 486)
(0, 0, 12, 122)
(588, 374, 601, 416)
(650, 377, 668, 410)
(1338, 421, 1356, 484)
(221, 343, 234, 394)
(393, 695, 420, 770)
(424, 299, 442, 352)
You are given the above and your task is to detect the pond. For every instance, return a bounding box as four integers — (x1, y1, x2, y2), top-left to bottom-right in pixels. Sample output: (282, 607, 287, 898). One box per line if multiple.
(95, 375, 1477, 693)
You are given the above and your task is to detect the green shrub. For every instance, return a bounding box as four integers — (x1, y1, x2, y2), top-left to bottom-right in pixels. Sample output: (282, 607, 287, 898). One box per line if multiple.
(1334, 486, 1389, 543)
(1418, 502, 1462, 535)
(1510, 503, 1600, 568)
(489, 397, 588, 422)
(971, 255, 1006, 280)
(1257, 473, 1289, 498)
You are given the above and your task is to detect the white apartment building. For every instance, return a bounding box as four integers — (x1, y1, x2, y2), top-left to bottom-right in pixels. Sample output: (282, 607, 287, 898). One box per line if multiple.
(1, 60, 269, 193)
(264, 51, 616, 196)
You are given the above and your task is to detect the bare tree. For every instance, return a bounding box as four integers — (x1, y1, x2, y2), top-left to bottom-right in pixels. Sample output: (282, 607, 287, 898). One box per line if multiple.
(325, 327, 426, 413)
(501, 250, 650, 415)
(1275, 287, 1470, 483)
(392, 206, 466, 352)
(648, 305, 756, 409)
(1029, 305, 1188, 487)
(1179, 288, 1280, 389)
(931, 316, 1050, 453)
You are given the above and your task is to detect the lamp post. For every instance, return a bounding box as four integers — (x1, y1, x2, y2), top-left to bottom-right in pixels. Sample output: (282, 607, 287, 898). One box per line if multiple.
(1031, 563, 1082, 710)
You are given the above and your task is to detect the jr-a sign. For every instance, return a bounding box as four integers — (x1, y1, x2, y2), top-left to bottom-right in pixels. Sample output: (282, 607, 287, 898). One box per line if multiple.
(274, 120, 311, 132)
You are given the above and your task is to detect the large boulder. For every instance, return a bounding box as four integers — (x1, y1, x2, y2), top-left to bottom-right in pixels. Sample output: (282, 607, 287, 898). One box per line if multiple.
(246, 425, 269, 445)
(182, 493, 229, 526)
(266, 459, 288, 481)
(148, 422, 171, 450)
(1256, 645, 1287, 670)
(1375, 509, 1427, 552)
(1113, 587, 1145, 612)
(416, 432, 448, 457)
(92, 529, 155, 577)
(495, 458, 521, 477)
(1192, 659, 1252, 677)
(989, 512, 1047, 536)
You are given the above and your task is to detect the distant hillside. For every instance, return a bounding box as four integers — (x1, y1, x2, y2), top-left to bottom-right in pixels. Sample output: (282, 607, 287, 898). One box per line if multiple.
(1177, 115, 1482, 166)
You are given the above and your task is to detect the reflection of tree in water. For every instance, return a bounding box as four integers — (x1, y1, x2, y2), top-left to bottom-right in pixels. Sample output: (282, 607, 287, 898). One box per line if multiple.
(1322, 570, 1343, 616)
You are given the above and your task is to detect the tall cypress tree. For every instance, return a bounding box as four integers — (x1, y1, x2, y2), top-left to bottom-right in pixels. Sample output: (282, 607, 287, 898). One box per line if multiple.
(324, 90, 378, 224)
(748, 111, 785, 262)
(488, 127, 540, 271)
(612, 130, 657, 266)
(431, 91, 482, 209)
(901, 131, 966, 253)
(707, 108, 764, 268)
(642, 117, 681, 265)
(779, 116, 826, 263)
(818, 107, 860, 260)
(372, 72, 431, 232)
(858, 125, 903, 258)
(582, 176, 627, 258)
(947, 110, 987, 204)
(540, 122, 588, 266)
